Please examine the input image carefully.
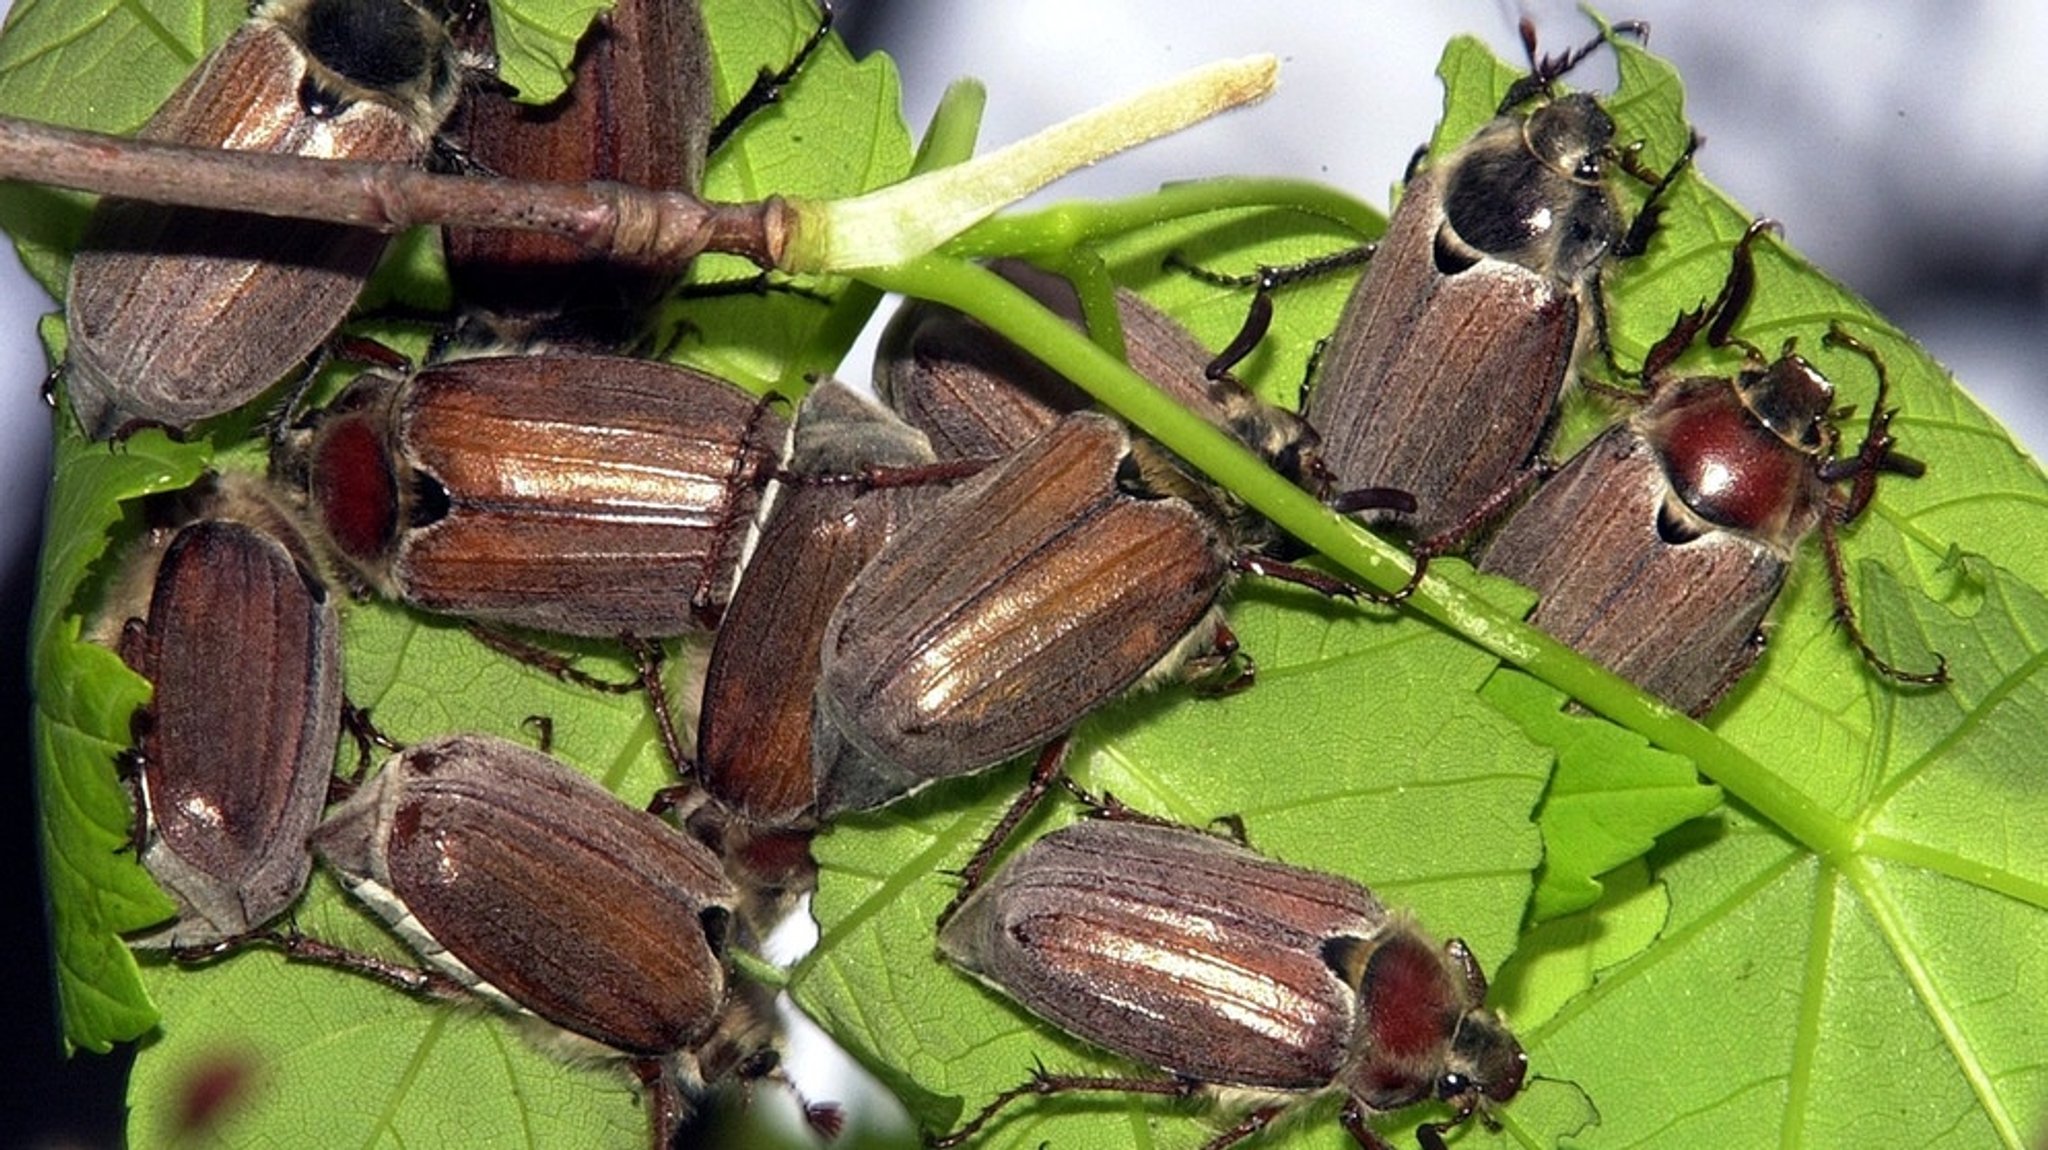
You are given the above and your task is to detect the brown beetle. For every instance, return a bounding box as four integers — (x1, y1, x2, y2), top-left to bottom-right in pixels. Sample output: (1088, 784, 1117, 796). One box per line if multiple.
(1174, 24, 1687, 562)
(313, 733, 738, 1059)
(1476, 221, 1948, 713)
(811, 411, 1360, 819)
(440, 0, 712, 346)
(1301, 24, 1690, 545)
(686, 380, 960, 921)
(935, 816, 1526, 1150)
(308, 732, 778, 1144)
(878, 258, 1129, 459)
(64, 0, 461, 438)
(878, 258, 1331, 503)
(94, 474, 341, 949)
(276, 352, 785, 637)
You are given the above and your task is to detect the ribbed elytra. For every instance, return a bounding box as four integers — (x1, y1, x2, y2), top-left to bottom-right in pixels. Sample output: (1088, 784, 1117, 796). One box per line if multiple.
(63, 0, 461, 438)
(934, 817, 1526, 1150)
(280, 352, 786, 637)
(810, 412, 1234, 818)
(101, 474, 341, 949)
(312, 733, 738, 1059)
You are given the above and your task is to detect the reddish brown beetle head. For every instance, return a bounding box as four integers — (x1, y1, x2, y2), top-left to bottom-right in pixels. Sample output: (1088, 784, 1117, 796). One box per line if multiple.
(1638, 360, 1832, 555)
(1339, 924, 1526, 1132)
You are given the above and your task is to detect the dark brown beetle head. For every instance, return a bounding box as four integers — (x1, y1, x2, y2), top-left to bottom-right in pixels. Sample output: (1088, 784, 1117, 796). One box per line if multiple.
(1434, 21, 1656, 286)
(1438, 90, 1622, 287)
(1734, 348, 1834, 455)
(1523, 92, 1616, 184)
(264, 0, 462, 135)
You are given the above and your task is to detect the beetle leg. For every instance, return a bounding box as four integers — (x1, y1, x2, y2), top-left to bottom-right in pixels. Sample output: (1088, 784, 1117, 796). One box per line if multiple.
(708, 1, 833, 153)
(1231, 553, 1390, 603)
(180, 927, 470, 1001)
(466, 625, 641, 692)
(927, 1066, 1200, 1149)
(1380, 462, 1556, 602)
(936, 737, 1073, 928)
(1612, 128, 1701, 260)
(627, 636, 699, 782)
(1817, 509, 1949, 686)
(1338, 1099, 1399, 1150)
(1166, 246, 1375, 380)
(340, 701, 402, 784)
(1199, 1104, 1289, 1150)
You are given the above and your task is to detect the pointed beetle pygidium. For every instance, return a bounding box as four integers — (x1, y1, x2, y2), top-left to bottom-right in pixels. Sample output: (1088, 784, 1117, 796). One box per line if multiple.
(934, 816, 1526, 1150)
(64, 0, 462, 438)
(92, 473, 341, 949)
(275, 351, 785, 637)
(1476, 221, 1949, 714)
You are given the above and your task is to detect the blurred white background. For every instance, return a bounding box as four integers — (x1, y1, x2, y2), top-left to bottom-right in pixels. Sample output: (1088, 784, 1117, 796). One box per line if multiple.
(7, 2, 2044, 1144)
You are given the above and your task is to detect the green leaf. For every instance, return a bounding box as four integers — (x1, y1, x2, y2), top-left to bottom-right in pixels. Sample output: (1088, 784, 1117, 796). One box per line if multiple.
(1481, 670, 1720, 923)
(13, 3, 2048, 1148)
(1489, 858, 1670, 1034)
(488, 0, 610, 104)
(33, 390, 202, 1052)
(676, 0, 912, 393)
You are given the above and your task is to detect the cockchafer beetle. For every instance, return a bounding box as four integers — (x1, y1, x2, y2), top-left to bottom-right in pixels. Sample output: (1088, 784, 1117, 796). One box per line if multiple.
(64, 0, 462, 439)
(878, 258, 1333, 508)
(273, 351, 785, 637)
(290, 731, 820, 1147)
(1183, 22, 1691, 561)
(934, 814, 1526, 1150)
(440, 0, 713, 347)
(89, 472, 341, 949)
(1476, 220, 1948, 714)
(681, 379, 965, 929)
(1300, 22, 1694, 547)
(810, 410, 1368, 822)
(442, 0, 832, 349)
